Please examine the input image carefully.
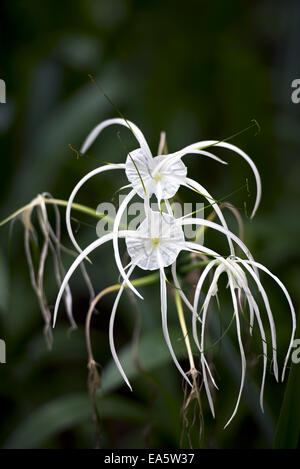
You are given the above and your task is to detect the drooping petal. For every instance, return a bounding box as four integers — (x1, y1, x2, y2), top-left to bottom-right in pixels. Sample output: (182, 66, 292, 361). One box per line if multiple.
(241, 259, 296, 381)
(164, 199, 174, 216)
(66, 164, 125, 255)
(171, 261, 195, 315)
(193, 260, 219, 328)
(53, 230, 130, 326)
(109, 263, 136, 391)
(236, 259, 278, 381)
(166, 139, 261, 218)
(112, 190, 143, 299)
(224, 274, 246, 428)
(81, 118, 152, 160)
(246, 294, 267, 411)
(198, 264, 225, 417)
(181, 218, 256, 269)
(227, 261, 268, 411)
(159, 266, 192, 387)
(153, 148, 228, 175)
(184, 177, 235, 256)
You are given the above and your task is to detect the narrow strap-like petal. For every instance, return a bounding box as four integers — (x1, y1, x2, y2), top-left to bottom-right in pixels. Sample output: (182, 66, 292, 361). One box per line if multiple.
(228, 261, 268, 411)
(180, 218, 256, 270)
(224, 275, 246, 428)
(80, 118, 152, 160)
(66, 164, 125, 256)
(236, 259, 278, 381)
(171, 261, 194, 315)
(159, 266, 192, 387)
(183, 141, 261, 218)
(113, 190, 144, 299)
(240, 259, 296, 381)
(152, 148, 227, 176)
(109, 263, 136, 391)
(198, 265, 225, 417)
(184, 177, 235, 256)
(53, 230, 130, 326)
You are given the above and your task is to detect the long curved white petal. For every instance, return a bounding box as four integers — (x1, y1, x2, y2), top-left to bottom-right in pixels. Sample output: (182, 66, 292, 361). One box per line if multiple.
(66, 164, 126, 255)
(240, 259, 296, 381)
(164, 199, 174, 216)
(236, 259, 278, 381)
(224, 275, 246, 428)
(198, 264, 225, 417)
(81, 118, 152, 160)
(53, 230, 130, 327)
(113, 190, 144, 299)
(228, 261, 267, 411)
(109, 263, 136, 391)
(184, 177, 235, 256)
(153, 148, 227, 176)
(159, 266, 192, 387)
(173, 140, 261, 218)
(193, 260, 219, 325)
(247, 295, 267, 411)
(180, 218, 256, 270)
(171, 261, 194, 315)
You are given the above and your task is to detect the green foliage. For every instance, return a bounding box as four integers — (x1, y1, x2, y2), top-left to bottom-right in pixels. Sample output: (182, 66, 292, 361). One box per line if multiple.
(274, 315, 300, 449)
(0, 0, 299, 449)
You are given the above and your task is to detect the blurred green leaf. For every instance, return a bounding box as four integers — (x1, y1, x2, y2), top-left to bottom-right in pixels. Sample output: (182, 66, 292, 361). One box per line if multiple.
(4, 392, 149, 449)
(274, 316, 300, 449)
(96, 393, 146, 423)
(4, 394, 92, 449)
(101, 326, 190, 393)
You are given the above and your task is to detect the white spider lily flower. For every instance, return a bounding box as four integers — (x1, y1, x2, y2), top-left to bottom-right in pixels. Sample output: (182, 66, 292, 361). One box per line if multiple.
(67, 118, 261, 298)
(190, 253, 296, 427)
(53, 208, 257, 389)
(53, 214, 192, 388)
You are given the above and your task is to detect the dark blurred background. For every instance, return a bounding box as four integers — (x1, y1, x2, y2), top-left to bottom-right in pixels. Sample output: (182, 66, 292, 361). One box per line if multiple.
(0, 0, 299, 449)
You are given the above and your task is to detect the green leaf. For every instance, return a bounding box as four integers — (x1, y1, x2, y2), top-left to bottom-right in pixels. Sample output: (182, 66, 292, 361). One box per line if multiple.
(96, 392, 146, 423)
(101, 326, 191, 393)
(4, 394, 92, 449)
(274, 315, 300, 449)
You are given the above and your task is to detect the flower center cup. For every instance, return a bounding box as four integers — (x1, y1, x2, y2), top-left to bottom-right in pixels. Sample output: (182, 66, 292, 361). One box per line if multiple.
(125, 149, 187, 200)
(125, 211, 185, 270)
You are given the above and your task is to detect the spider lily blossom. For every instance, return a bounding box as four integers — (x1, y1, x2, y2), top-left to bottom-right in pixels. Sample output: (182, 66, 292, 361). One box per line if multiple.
(66, 118, 261, 297)
(191, 254, 296, 427)
(53, 208, 258, 390)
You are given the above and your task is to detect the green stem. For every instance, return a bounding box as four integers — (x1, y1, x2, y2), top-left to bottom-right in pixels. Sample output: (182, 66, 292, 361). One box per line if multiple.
(175, 290, 196, 373)
(0, 197, 120, 228)
(179, 260, 211, 274)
